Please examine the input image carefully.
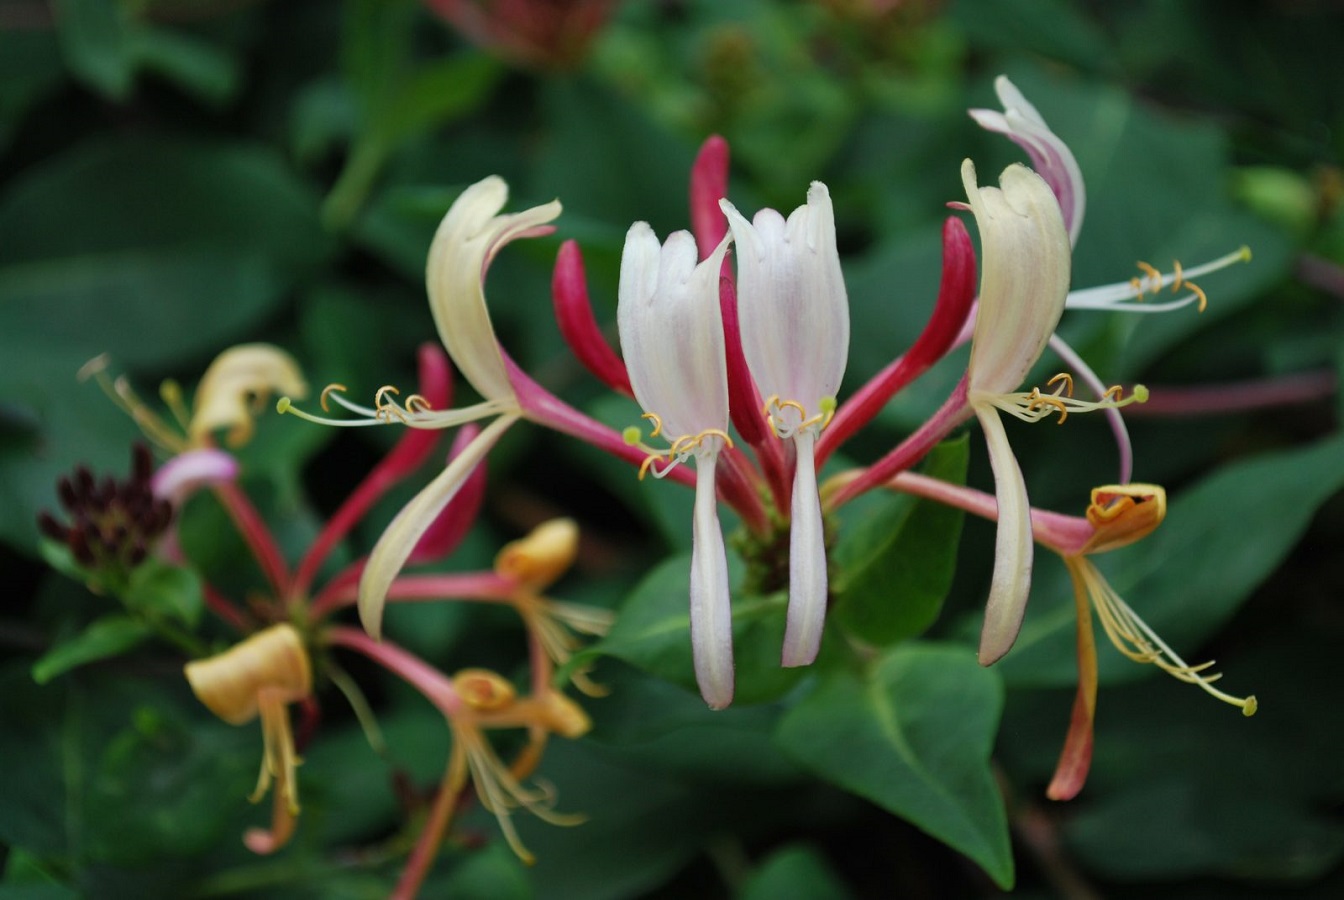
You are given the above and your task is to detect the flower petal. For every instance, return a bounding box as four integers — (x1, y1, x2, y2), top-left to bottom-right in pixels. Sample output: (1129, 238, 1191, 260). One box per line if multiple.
(969, 75, 1086, 245)
(426, 176, 561, 404)
(690, 453, 734, 709)
(721, 182, 848, 418)
(151, 447, 239, 504)
(975, 405, 1034, 665)
(963, 160, 1071, 399)
(190, 344, 307, 447)
(782, 428, 828, 667)
(359, 414, 520, 639)
(616, 223, 731, 438)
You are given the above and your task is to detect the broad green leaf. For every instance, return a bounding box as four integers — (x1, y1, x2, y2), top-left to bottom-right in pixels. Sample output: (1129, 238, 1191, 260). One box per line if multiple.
(124, 559, 204, 629)
(31, 616, 151, 685)
(739, 845, 856, 900)
(831, 436, 968, 645)
(776, 644, 1011, 888)
(999, 432, 1344, 688)
(587, 555, 805, 705)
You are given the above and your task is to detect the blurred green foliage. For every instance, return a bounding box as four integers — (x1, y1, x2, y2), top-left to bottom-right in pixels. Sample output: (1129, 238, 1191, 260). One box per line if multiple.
(3, 0, 1343, 897)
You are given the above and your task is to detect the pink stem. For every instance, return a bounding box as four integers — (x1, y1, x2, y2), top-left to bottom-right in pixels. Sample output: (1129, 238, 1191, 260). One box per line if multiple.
(819, 217, 977, 464)
(873, 470, 1093, 555)
(552, 240, 634, 396)
(1297, 253, 1344, 300)
(211, 481, 289, 600)
(326, 626, 463, 718)
(318, 572, 518, 613)
(1124, 370, 1337, 417)
(827, 375, 972, 509)
(292, 344, 452, 598)
(203, 583, 250, 632)
(391, 757, 465, 900)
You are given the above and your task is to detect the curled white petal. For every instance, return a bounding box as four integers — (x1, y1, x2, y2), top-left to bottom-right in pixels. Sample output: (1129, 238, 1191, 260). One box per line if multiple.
(970, 76, 1086, 246)
(426, 177, 560, 404)
(782, 429, 828, 667)
(974, 406, 1034, 666)
(689, 452, 734, 709)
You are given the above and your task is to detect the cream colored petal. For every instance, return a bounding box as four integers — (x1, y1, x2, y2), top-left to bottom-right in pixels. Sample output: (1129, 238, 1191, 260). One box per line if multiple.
(189, 344, 307, 447)
(782, 428, 828, 667)
(974, 405, 1034, 666)
(425, 176, 561, 403)
(722, 181, 848, 418)
(494, 518, 579, 589)
(963, 160, 1071, 398)
(616, 224, 732, 438)
(359, 414, 520, 639)
(690, 452, 734, 709)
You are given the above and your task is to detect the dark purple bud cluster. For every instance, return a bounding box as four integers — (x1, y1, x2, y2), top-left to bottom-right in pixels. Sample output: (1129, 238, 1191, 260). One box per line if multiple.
(38, 444, 173, 572)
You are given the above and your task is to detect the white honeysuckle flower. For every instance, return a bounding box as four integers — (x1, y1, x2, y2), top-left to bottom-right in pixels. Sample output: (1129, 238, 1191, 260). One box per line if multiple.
(970, 75, 1086, 246)
(617, 223, 737, 709)
(961, 159, 1073, 667)
(325, 178, 560, 639)
(720, 182, 848, 667)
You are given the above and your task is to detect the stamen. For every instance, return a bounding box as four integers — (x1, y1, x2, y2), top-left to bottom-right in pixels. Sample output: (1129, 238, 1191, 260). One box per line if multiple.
(319, 384, 348, 413)
(1067, 247, 1251, 314)
(987, 380, 1148, 425)
(1082, 560, 1256, 715)
(1046, 372, 1075, 398)
(633, 427, 734, 480)
(642, 412, 663, 438)
(763, 395, 837, 439)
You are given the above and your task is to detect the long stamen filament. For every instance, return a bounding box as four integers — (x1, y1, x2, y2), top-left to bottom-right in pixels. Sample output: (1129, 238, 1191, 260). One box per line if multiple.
(278, 392, 511, 430)
(1082, 561, 1257, 715)
(986, 376, 1149, 424)
(1067, 246, 1251, 312)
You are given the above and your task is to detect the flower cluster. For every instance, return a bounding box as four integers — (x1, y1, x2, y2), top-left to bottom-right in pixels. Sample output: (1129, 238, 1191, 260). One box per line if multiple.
(280, 78, 1254, 762)
(44, 342, 610, 896)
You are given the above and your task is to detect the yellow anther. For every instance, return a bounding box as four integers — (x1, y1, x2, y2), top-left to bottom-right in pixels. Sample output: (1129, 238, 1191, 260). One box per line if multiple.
(637, 454, 663, 480)
(1129, 276, 1146, 301)
(1136, 260, 1162, 284)
(1026, 388, 1070, 424)
(642, 412, 663, 438)
(404, 393, 432, 414)
(1046, 372, 1075, 398)
(373, 385, 407, 424)
(1102, 385, 1124, 402)
(1188, 282, 1208, 312)
(319, 384, 348, 412)
(1166, 258, 1209, 312)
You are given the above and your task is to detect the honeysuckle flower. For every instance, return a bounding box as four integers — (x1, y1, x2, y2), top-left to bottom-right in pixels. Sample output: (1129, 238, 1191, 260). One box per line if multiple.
(494, 518, 614, 695)
(961, 159, 1074, 666)
(184, 624, 313, 854)
(859, 471, 1257, 801)
(423, 0, 618, 69)
(1043, 485, 1257, 800)
(617, 222, 737, 709)
(444, 668, 591, 864)
(972, 75, 1252, 484)
(720, 182, 848, 667)
(81, 344, 307, 454)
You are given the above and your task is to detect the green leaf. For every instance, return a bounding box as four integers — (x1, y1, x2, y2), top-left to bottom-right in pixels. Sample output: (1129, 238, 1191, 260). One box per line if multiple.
(124, 559, 204, 629)
(831, 436, 968, 645)
(739, 845, 855, 900)
(31, 615, 151, 685)
(999, 432, 1344, 688)
(53, 0, 134, 98)
(587, 556, 805, 705)
(435, 844, 533, 900)
(776, 644, 1012, 888)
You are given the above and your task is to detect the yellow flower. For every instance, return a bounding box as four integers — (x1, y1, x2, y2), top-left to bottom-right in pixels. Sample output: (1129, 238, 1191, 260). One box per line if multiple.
(445, 669, 591, 864)
(494, 519, 614, 696)
(1048, 485, 1256, 800)
(82, 344, 307, 453)
(183, 624, 313, 853)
